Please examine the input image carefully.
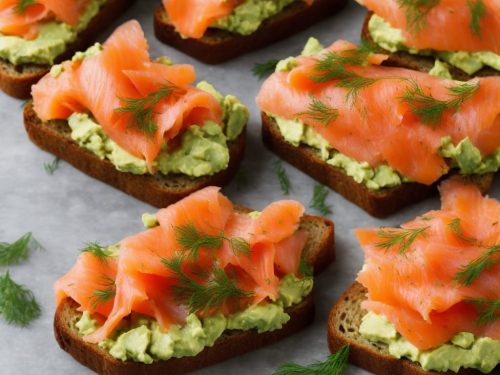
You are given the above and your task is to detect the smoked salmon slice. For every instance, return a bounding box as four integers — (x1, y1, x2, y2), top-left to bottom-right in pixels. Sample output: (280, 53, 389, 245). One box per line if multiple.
(355, 178, 500, 350)
(359, 0, 500, 54)
(54, 187, 310, 343)
(256, 40, 500, 185)
(32, 20, 224, 170)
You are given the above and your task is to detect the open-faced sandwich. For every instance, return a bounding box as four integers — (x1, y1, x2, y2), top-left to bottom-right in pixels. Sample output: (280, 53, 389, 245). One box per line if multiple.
(328, 177, 499, 375)
(153, 0, 348, 64)
(0, 0, 134, 98)
(358, 0, 500, 80)
(24, 20, 249, 207)
(54, 186, 335, 375)
(257, 38, 500, 217)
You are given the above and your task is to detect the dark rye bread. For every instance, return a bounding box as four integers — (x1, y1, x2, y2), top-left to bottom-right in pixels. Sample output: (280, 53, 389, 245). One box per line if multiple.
(24, 103, 246, 207)
(0, 0, 134, 99)
(261, 112, 495, 217)
(328, 282, 485, 375)
(54, 214, 335, 375)
(153, 0, 348, 65)
(361, 12, 499, 81)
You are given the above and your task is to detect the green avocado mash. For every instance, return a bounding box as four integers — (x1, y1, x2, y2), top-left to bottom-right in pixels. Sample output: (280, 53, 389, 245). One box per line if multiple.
(212, 0, 300, 36)
(141, 213, 159, 229)
(440, 137, 500, 175)
(368, 14, 500, 76)
(360, 312, 500, 373)
(429, 60, 453, 79)
(76, 274, 312, 363)
(0, 0, 106, 66)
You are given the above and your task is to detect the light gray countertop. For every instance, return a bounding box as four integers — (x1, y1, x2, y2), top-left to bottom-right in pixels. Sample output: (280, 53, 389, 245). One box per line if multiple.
(0, 1, 498, 374)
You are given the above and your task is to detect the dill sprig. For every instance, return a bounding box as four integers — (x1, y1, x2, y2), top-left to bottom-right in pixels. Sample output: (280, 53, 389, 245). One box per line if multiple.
(447, 218, 477, 244)
(454, 245, 500, 286)
(466, 299, 500, 325)
(0, 271, 41, 327)
(13, 0, 36, 14)
(297, 97, 339, 128)
(397, 0, 440, 34)
(273, 345, 349, 375)
(375, 226, 429, 254)
(115, 83, 179, 137)
(162, 256, 253, 314)
(90, 276, 115, 309)
(173, 223, 250, 260)
(252, 59, 280, 79)
(273, 160, 291, 195)
(43, 157, 60, 175)
(467, 0, 485, 36)
(400, 81, 480, 127)
(80, 242, 111, 261)
(0, 232, 42, 266)
(298, 257, 314, 277)
(309, 184, 332, 216)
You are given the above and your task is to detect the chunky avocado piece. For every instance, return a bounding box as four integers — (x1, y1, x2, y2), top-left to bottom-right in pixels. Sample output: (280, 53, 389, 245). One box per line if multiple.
(360, 312, 500, 373)
(141, 213, 158, 229)
(368, 14, 500, 75)
(212, 0, 297, 36)
(76, 311, 97, 336)
(440, 137, 500, 175)
(429, 59, 453, 79)
(0, 0, 106, 66)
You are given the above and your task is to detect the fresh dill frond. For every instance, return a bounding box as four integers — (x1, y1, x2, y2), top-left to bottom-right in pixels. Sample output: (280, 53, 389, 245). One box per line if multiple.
(375, 226, 429, 254)
(228, 237, 251, 255)
(273, 345, 349, 375)
(467, 0, 486, 36)
(466, 298, 500, 325)
(43, 157, 60, 175)
(400, 80, 480, 127)
(273, 160, 291, 195)
(0, 271, 41, 327)
(454, 245, 500, 286)
(297, 97, 339, 128)
(13, 0, 36, 14)
(80, 242, 110, 261)
(0, 232, 42, 266)
(447, 218, 476, 243)
(298, 257, 314, 277)
(90, 276, 115, 309)
(309, 184, 333, 216)
(397, 0, 440, 34)
(162, 257, 253, 314)
(252, 59, 280, 79)
(115, 83, 179, 137)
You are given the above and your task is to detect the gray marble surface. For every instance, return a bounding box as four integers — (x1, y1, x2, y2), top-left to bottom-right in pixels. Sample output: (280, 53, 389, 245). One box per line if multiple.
(0, 1, 498, 374)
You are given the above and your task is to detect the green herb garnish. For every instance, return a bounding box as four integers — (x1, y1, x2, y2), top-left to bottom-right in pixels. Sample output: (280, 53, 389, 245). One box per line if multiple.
(273, 345, 349, 375)
(297, 97, 339, 128)
(115, 83, 179, 137)
(400, 80, 479, 127)
(466, 298, 500, 325)
(44, 157, 60, 175)
(454, 245, 500, 286)
(298, 257, 314, 277)
(80, 242, 111, 261)
(162, 256, 253, 314)
(375, 226, 429, 254)
(273, 160, 291, 195)
(0, 271, 41, 327)
(467, 0, 486, 36)
(90, 276, 115, 309)
(447, 218, 477, 243)
(309, 184, 332, 216)
(397, 0, 440, 34)
(13, 0, 36, 14)
(0, 232, 41, 266)
(252, 59, 280, 79)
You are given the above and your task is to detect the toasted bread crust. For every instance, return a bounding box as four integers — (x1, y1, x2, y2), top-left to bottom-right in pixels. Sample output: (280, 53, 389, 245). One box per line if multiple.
(23, 103, 246, 207)
(361, 12, 499, 80)
(0, 0, 134, 99)
(153, 0, 348, 64)
(54, 215, 335, 375)
(328, 282, 484, 375)
(261, 112, 495, 217)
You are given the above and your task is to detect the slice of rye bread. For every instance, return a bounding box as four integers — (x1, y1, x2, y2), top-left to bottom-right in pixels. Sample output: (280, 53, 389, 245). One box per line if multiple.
(0, 0, 134, 99)
(54, 214, 335, 375)
(261, 112, 495, 218)
(24, 103, 247, 208)
(328, 282, 489, 375)
(153, 0, 348, 65)
(361, 12, 499, 81)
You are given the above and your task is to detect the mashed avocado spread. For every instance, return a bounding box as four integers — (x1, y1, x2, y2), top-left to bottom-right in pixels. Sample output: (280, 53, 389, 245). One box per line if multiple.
(0, 0, 106, 66)
(368, 15, 500, 76)
(76, 274, 313, 363)
(360, 312, 500, 373)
